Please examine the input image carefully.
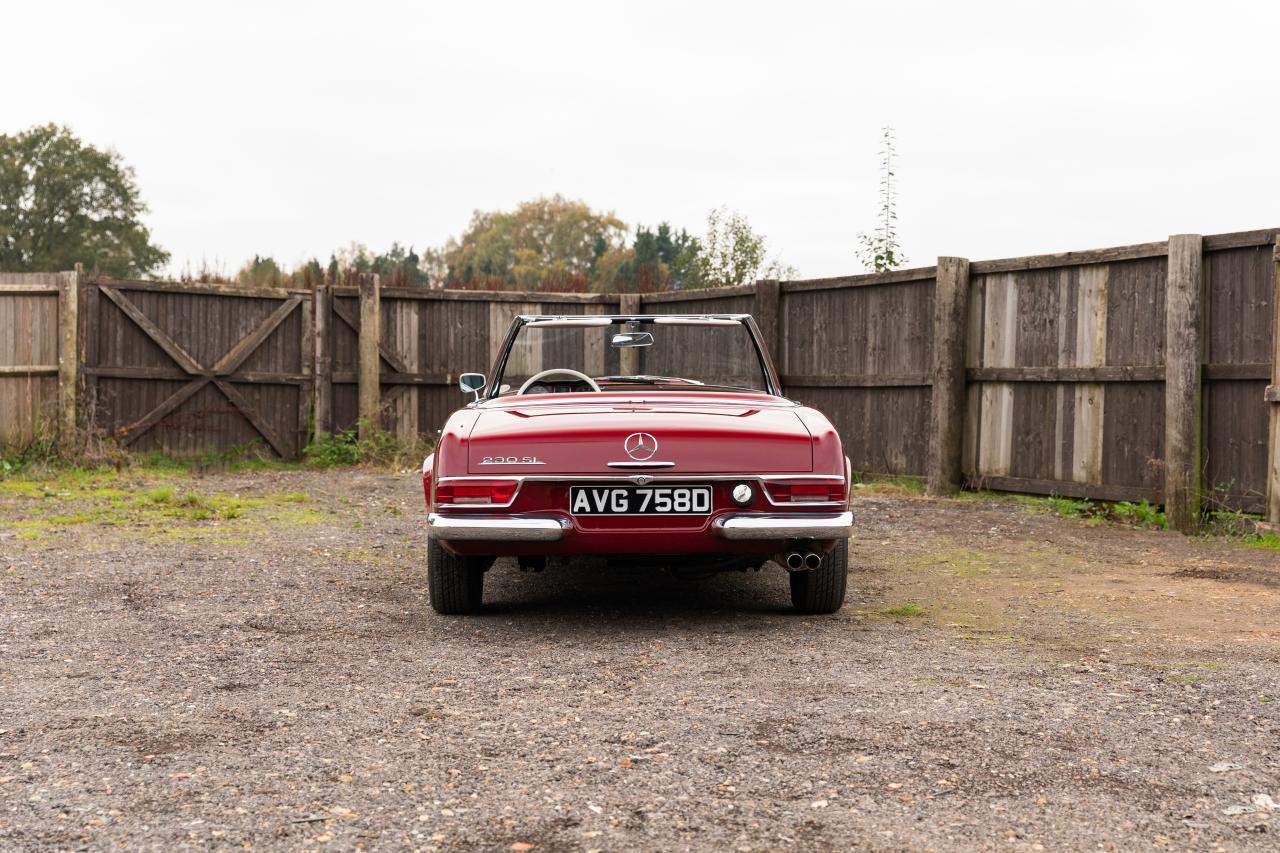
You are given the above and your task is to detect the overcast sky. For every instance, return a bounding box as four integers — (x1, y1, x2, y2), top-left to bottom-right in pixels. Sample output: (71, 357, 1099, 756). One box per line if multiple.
(7, 0, 1278, 279)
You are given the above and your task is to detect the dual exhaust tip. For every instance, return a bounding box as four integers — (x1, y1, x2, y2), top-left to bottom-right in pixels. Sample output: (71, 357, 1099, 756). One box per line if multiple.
(785, 551, 822, 571)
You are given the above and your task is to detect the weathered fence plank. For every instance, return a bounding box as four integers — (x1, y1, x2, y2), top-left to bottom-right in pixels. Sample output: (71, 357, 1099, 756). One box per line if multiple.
(927, 257, 970, 495)
(1267, 238, 1280, 524)
(0, 273, 61, 447)
(357, 274, 381, 438)
(1164, 235, 1204, 532)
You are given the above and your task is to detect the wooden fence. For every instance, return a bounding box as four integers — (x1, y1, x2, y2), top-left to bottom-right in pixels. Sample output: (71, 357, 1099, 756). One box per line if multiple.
(2, 226, 1278, 531)
(0, 272, 76, 450)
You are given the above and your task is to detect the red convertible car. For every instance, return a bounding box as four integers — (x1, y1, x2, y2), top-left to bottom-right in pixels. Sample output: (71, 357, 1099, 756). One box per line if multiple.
(421, 313, 853, 615)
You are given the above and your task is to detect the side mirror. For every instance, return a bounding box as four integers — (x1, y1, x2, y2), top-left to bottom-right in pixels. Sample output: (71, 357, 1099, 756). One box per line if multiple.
(459, 373, 486, 400)
(611, 331, 654, 348)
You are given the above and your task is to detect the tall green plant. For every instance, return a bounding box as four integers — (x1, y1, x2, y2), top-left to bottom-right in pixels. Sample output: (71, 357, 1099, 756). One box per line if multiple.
(857, 126, 907, 273)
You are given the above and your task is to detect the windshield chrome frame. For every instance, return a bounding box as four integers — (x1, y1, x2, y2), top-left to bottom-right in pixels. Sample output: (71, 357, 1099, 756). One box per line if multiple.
(485, 314, 781, 400)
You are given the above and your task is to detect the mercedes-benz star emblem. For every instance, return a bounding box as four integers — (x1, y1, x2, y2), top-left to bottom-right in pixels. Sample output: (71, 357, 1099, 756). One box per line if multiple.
(624, 432, 658, 461)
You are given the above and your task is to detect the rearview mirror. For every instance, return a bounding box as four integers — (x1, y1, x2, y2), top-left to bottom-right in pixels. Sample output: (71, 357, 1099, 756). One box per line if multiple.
(459, 373, 486, 399)
(611, 332, 654, 348)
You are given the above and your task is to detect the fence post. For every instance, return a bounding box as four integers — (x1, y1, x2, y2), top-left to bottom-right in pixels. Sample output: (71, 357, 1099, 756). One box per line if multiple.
(753, 279, 781, 368)
(57, 267, 80, 452)
(926, 257, 971, 496)
(313, 284, 333, 441)
(358, 273, 381, 439)
(618, 292, 642, 375)
(1164, 234, 1204, 533)
(1266, 238, 1280, 525)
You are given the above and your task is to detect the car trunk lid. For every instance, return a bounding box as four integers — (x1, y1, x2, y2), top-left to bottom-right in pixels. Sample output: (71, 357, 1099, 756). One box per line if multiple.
(466, 398, 813, 473)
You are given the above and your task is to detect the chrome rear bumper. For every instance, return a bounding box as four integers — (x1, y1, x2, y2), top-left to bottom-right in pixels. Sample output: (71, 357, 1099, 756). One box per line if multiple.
(428, 513, 569, 542)
(714, 511, 853, 540)
(427, 510, 853, 543)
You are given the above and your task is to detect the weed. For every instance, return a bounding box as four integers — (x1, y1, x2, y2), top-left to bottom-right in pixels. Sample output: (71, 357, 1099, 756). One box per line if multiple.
(1112, 499, 1166, 529)
(304, 430, 361, 467)
(1041, 496, 1092, 518)
(304, 422, 433, 470)
(0, 435, 63, 477)
(1248, 534, 1280, 552)
(878, 603, 924, 618)
(1207, 509, 1259, 538)
(145, 486, 175, 504)
(1167, 674, 1202, 685)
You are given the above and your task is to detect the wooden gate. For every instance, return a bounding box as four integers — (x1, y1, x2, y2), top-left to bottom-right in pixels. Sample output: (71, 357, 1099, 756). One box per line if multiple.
(313, 280, 621, 440)
(82, 278, 312, 458)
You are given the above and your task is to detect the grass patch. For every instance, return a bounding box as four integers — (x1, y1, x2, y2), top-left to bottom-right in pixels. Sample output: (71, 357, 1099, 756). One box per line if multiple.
(144, 486, 175, 504)
(268, 507, 330, 525)
(910, 549, 994, 577)
(878, 603, 924, 618)
(1167, 674, 1202, 685)
(850, 472, 926, 497)
(1248, 534, 1280, 552)
(1, 470, 332, 541)
(960, 490, 1169, 530)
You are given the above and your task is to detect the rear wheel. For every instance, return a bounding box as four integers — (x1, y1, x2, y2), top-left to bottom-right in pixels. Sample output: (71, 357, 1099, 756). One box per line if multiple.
(427, 537, 485, 614)
(789, 538, 848, 614)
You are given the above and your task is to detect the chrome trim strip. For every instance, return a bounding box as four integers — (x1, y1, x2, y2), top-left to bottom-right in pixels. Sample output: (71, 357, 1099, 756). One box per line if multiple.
(434, 477, 526, 510)
(714, 511, 854, 541)
(428, 513, 568, 542)
(606, 461, 677, 469)
(445, 473, 844, 482)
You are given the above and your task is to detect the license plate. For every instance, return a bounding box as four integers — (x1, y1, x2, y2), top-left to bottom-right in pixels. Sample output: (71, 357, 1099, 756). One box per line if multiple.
(570, 485, 712, 516)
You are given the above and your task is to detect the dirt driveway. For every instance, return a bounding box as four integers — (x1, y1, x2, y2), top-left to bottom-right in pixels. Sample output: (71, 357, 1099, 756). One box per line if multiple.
(1, 467, 1278, 851)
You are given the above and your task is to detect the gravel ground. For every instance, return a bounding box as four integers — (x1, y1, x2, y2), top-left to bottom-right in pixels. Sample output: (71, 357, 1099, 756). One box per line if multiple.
(1, 467, 1279, 852)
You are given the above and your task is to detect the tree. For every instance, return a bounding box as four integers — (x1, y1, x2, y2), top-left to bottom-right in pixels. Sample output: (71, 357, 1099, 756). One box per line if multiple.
(856, 126, 907, 273)
(694, 206, 795, 288)
(443, 195, 626, 290)
(0, 124, 168, 276)
(236, 255, 283, 288)
(594, 223, 703, 293)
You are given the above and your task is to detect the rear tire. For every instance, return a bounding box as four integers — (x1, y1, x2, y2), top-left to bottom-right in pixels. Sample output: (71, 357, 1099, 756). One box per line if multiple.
(427, 537, 485, 614)
(789, 538, 848, 614)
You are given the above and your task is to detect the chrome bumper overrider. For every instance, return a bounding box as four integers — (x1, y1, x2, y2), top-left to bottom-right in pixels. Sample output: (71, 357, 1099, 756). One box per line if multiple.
(714, 511, 854, 540)
(428, 513, 569, 541)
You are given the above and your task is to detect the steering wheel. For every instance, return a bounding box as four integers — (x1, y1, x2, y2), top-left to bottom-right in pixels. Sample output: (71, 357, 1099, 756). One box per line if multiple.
(517, 368, 602, 395)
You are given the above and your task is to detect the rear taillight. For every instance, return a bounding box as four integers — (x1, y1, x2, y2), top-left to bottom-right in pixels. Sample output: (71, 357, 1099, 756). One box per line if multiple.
(765, 481, 845, 504)
(435, 480, 519, 506)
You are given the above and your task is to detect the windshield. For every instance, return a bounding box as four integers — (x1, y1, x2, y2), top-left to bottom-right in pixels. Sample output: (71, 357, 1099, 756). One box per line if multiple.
(491, 317, 772, 397)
